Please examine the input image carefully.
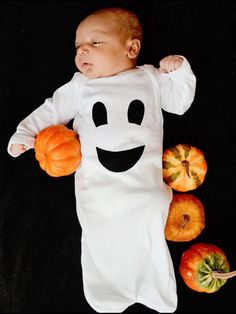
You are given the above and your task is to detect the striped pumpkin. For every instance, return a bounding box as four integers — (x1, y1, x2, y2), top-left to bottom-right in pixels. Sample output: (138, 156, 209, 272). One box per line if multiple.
(179, 243, 236, 293)
(162, 144, 207, 192)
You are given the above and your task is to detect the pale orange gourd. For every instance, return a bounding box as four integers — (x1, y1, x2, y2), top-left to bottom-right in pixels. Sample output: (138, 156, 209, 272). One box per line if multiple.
(165, 194, 205, 242)
(34, 125, 81, 177)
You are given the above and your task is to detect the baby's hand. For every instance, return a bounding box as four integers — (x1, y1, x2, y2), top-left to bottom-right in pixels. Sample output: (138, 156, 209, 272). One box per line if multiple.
(159, 55, 183, 73)
(11, 143, 29, 156)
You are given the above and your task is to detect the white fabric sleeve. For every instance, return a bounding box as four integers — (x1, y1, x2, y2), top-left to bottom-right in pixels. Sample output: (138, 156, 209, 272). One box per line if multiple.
(154, 56, 196, 115)
(7, 72, 82, 157)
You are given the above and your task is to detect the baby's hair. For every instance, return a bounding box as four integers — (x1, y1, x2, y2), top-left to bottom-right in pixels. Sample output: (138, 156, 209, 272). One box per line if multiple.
(92, 7, 143, 42)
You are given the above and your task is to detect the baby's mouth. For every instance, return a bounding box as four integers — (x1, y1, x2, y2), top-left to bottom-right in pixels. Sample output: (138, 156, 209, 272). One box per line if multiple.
(81, 62, 92, 68)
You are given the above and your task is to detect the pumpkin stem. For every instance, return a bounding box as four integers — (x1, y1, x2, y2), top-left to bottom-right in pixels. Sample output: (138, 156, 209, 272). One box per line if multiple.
(182, 160, 190, 178)
(212, 270, 236, 279)
(180, 214, 190, 228)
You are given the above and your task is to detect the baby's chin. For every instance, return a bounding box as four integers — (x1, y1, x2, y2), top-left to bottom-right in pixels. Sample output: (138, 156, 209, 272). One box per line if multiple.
(79, 67, 117, 79)
(83, 71, 112, 79)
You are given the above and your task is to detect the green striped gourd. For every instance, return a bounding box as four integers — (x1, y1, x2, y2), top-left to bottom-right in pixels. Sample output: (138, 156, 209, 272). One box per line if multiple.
(162, 144, 207, 192)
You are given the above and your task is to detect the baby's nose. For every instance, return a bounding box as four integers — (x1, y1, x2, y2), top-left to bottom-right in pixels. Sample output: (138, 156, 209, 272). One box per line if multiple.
(78, 44, 89, 55)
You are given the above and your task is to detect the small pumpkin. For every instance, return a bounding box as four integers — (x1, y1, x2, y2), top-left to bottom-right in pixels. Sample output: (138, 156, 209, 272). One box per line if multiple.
(162, 144, 207, 192)
(165, 194, 205, 242)
(34, 125, 81, 177)
(179, 243, 236, 293)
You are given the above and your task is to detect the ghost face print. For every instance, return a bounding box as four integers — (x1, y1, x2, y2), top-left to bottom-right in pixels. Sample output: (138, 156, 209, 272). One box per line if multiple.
(92, 100, 145, 172)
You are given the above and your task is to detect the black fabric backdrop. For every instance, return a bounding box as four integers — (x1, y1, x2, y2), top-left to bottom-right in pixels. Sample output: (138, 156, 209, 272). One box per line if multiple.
(1, 1, 236, 313)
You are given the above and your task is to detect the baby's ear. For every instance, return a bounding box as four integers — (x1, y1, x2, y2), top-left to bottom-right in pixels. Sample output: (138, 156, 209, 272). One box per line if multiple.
(127, 39, 141, 59)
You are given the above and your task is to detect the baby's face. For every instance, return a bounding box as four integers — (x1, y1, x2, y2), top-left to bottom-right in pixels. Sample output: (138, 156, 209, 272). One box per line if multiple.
(75, 12, 134, 78)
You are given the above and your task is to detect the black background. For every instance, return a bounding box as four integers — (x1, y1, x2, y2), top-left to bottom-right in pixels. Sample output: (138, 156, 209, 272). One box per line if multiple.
(1, 1, 236, 313)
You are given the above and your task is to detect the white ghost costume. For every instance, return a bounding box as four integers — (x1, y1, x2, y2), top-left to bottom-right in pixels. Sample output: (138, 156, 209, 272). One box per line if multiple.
(8, 57, 196, 313)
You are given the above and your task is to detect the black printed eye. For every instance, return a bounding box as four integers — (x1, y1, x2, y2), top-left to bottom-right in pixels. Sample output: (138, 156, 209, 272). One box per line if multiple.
(92, 102, 108, 127)
(128, 99, 145, 125)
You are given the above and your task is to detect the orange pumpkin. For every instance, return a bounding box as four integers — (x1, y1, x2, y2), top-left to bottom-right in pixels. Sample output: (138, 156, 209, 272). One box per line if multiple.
(34, 125, 81, 177)
(165, 194, 205, 242)
(162, 144, 207, 192)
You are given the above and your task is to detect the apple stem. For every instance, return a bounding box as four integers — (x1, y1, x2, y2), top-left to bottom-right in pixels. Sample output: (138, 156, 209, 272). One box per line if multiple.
(212, 270, 236, 279)
(182, 160, 190, 178)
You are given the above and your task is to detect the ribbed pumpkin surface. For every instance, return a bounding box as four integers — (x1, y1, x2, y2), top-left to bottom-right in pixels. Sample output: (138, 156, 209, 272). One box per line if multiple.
(34, 125, 81, 177)
(162, 144, 207, 192)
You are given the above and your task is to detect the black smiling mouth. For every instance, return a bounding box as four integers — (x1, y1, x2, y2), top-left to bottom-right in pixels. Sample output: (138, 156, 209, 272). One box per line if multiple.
(96, 145, 145, 172)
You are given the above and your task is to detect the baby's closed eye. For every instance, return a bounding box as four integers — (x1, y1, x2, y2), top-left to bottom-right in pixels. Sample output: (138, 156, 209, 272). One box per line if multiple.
(92, 41, 103, 46)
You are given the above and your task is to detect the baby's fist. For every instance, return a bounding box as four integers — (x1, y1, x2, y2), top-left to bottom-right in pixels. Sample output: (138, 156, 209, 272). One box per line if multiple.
(159, 55, 183, 73)
(11, 143, 29, 156)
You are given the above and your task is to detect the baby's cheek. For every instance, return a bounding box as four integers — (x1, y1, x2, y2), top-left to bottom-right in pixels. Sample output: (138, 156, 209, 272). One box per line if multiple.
(75, 55, 80, 70)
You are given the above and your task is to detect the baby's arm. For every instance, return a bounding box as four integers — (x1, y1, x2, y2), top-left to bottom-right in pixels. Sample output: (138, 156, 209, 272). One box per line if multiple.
(156, 55, 196, 115)
(8, 73, 82, 157)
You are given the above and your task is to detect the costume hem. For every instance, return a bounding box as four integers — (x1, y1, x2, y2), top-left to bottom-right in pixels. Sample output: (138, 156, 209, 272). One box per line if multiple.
(84, 292, 177, 313)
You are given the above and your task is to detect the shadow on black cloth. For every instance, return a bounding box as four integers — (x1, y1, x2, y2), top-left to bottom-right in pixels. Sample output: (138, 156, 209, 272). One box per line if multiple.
(1, 1, 236, 313)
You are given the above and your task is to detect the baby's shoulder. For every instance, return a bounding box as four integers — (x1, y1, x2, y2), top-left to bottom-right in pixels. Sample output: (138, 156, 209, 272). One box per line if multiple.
(70, 72, 89, 88)
(137, 64, 161, 82)
(138, 64, 154, 70)
(72, 71, 88, 82)
(138, 64, 159, 75)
